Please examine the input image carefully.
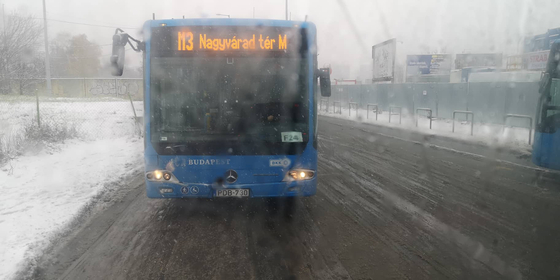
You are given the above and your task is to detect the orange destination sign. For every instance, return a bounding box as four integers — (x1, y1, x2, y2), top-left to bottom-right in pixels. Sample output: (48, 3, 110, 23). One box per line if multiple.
(150, 26, 302, 56)
(178, 32, 289, 51)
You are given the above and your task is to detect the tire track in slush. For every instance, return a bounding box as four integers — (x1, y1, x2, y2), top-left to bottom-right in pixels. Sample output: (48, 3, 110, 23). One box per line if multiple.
(318, 161, 462, 279)
(322, 121, 560, 279)
(318, 142, 456, 278)
(319, 121, 551, 256)
(317, 134, 522, 279)
(338, 138, 523, 241)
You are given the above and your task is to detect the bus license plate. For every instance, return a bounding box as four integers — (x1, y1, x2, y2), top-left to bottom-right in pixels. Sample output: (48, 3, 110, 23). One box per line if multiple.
(215, 189, 250, 197)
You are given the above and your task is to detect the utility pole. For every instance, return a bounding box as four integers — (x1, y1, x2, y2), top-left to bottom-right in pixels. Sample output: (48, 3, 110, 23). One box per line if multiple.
(42, 0, 52, 95)
(2, 4, 7, 95)
(285, 0, 288, 20)
(253, 7, 255, 18)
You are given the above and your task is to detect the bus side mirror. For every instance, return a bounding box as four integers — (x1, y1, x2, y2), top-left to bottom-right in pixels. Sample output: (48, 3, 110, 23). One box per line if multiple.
(111, 33, 128, 76)
(319, 68, 331, 97)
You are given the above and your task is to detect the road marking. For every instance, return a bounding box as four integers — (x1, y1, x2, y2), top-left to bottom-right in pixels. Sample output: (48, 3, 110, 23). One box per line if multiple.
(493, 166, 513, 171)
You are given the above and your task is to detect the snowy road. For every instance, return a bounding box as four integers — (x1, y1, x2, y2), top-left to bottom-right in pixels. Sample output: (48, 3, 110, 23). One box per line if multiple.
(31, 116, 560, 280)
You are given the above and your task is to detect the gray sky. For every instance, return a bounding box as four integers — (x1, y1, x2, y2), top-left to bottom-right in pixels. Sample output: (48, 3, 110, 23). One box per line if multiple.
(2, 0, 560, 79)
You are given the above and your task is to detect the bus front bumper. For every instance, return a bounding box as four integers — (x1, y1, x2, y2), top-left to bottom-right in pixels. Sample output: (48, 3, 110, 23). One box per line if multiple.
(145, 177, 317, 198)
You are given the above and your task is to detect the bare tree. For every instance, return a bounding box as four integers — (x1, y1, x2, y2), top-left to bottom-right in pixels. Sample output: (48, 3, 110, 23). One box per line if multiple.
(67, 34, 102, 77)
(50, 32, 72, 77)
(12, 53, 45, 95)
(0, 12, 44, 95)
(49, 32, 103, 78)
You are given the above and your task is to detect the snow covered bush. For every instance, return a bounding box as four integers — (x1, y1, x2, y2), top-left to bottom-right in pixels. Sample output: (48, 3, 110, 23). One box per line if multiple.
(0, 120, 78, 167)
(23, 120, 78, 143)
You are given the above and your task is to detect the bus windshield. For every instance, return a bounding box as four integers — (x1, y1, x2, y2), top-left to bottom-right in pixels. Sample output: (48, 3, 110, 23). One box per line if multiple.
(536, 42, 560, 133)
(150, 55, 309, 154)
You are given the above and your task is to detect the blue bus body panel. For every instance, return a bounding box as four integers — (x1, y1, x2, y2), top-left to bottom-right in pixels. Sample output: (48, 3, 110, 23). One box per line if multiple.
(142, 18, 318, 198)
(144, 150, 318, 198)
(532, 131, 560, 170)
(146, 178, 317, 198)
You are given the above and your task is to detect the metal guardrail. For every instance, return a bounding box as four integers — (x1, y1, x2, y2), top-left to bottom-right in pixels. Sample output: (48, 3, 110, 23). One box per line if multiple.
(503, 114, 533, 145)
(348, 102, 358, 116)
(389, 106, 402, 124)
(416, 108, 433, 129)
(452, 110, 474, 136)
(333, 101, 342, 114)
(367, 104, 378, 120)
(320, 99, 329, 112)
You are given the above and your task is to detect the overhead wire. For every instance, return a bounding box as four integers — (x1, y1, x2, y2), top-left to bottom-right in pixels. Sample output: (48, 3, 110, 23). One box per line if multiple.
(7, 13, 136, 29)
(50, 47, 132, 59)
(32, 17, 138, 29)
(54, 43, 113, 48)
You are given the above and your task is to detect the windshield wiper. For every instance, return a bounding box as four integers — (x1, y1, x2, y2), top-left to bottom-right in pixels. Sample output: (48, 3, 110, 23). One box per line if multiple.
(164, 144, 188, 154)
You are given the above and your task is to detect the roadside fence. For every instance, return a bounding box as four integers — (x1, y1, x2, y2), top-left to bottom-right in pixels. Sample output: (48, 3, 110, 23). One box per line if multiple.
(321, 82, 539, 144)
(0, 78, 143, 142)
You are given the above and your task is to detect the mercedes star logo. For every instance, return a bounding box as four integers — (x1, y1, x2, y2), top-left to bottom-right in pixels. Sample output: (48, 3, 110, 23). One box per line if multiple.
(225, 170, 238, 183)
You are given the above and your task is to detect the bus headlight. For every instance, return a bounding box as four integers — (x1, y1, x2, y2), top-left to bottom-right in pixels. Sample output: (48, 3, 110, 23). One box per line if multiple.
(146, 170, 177, 182)
(285, 169, 315, 181)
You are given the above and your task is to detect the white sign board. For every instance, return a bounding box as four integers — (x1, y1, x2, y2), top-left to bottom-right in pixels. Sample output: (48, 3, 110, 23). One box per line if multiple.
(281, 132, 303, 142)
(526, 51, 549, 70)
(372, 38, 396, 82)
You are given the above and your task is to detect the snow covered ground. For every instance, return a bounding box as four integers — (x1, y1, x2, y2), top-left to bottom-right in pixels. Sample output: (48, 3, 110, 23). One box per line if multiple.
(319, 106, 533, 151)
(0, 96, 143, 144)
(0, 97, 143, 279)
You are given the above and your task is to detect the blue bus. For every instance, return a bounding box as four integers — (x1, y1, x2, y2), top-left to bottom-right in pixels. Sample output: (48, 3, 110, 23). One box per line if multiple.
(110, 18, 331, 198)
(532, 40, 560, 170)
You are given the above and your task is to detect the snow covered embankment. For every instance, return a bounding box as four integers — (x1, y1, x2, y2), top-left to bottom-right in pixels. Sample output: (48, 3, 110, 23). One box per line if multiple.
(0, 138, 143, 279)
(0, 98, 143, 279)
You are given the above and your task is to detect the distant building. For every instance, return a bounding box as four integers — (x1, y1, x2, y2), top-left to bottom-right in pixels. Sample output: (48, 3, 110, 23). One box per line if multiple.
(524, 27, 560, 53)
(503, 27, 560, 73)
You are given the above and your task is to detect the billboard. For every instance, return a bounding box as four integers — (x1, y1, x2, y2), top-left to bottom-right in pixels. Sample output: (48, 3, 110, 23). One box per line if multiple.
(372, 38, 396, 82)
(526, 50, 549, 70)
(506, 55, 523, 71)
(406, 54, 452, 77)
(505, 51, 548, 71)
(455, 53, 503, 69)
